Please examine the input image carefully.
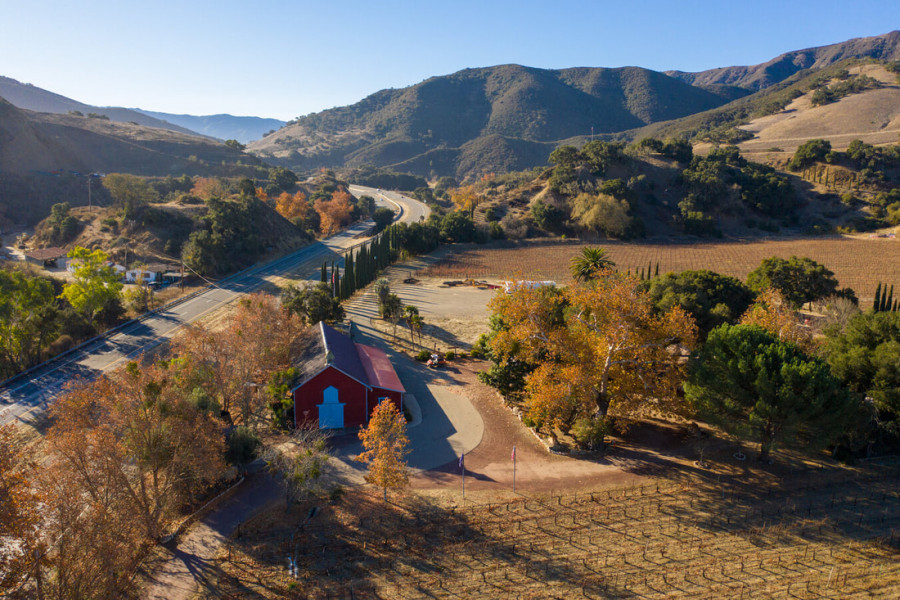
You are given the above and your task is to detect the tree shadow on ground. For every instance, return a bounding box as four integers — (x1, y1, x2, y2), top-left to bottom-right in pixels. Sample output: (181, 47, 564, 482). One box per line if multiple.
(215, 489, 643, 599)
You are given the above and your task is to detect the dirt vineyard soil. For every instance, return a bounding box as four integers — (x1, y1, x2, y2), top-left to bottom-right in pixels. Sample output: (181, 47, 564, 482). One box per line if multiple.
(207, 465, 900, 599)
(421, 237, 900, 303)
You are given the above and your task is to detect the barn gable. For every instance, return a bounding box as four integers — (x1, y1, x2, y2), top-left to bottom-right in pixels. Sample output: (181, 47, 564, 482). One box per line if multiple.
(291, 323, 405, 429)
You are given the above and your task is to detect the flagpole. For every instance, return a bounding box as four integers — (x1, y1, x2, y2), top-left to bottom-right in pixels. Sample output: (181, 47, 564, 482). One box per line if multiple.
(461, 452, 465, 500)
(512, 446, 517, 493)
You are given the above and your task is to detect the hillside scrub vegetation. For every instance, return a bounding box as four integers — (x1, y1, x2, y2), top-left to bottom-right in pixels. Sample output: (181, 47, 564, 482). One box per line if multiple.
(458, 139, 802, 239)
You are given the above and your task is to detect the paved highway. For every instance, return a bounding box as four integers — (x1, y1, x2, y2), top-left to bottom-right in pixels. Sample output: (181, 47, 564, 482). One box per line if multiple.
(0, 186, 429, 426)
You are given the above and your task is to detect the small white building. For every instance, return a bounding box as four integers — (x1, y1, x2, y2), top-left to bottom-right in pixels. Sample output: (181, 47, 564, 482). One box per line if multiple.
(125, 268, 159, 284)
(503, 280, 556, 294)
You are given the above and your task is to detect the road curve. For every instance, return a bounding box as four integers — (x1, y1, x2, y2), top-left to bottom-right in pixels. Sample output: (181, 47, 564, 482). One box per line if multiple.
(0, 189, 429, 427)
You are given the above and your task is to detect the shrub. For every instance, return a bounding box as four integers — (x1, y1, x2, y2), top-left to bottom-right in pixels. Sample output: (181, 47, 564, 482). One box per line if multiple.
(416, 350, 431, 361)
(500, 215, 528, 240)
(225, 426, 261, 466)
(444, 350, 456, 360)
(46, 334, 74, 356)
(571, 417, 611, 450)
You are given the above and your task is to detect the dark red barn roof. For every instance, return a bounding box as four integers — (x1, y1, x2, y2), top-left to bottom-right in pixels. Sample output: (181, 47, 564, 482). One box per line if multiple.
(291, 322, 404, 394)
(356, 343, 405, 393)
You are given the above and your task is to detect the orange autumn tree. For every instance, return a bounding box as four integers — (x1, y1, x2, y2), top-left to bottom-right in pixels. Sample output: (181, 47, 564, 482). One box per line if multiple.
(191, 177, 229, 200)
(255, 186, 269, 203)
(37, 363, 226, 597)
(488, 273, 696, 441)
(356, 401, 409, 501)
(314, 188, 354, 235)
(275, 190, 308, 222)
(172, 293, 303, 425)
(0, 425, 41, 594)
(47, 361, 227, 541)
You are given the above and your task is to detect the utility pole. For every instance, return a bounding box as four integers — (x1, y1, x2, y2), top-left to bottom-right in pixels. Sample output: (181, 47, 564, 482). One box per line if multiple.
(87, 178, 92, 212)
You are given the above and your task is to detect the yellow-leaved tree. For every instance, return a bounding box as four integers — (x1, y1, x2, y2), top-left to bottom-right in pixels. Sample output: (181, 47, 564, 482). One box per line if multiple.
(60, 247, 124, 327)
(356, 401, 409, 501)
(449, 185, 481, 218)
(740, 288, 816, 353)
(488, 273, 696, 444)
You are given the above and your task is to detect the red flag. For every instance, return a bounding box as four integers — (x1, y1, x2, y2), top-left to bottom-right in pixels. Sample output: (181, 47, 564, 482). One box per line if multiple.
(511, 446, 516, 461)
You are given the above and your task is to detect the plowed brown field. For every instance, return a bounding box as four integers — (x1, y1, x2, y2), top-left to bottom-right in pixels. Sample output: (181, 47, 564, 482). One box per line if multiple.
(421, 237, 900, 303)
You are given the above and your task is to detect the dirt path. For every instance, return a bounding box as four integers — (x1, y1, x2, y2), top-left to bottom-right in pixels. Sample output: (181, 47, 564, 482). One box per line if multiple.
(140, 470, 281, 600)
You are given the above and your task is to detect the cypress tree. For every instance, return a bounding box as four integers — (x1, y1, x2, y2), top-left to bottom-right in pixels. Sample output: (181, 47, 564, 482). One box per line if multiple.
(655, 262, 659, 277)
(874, 282, 882, 311)
(345, 252, 354, 298)
(321, 262, 327, 283)
(330, 262, 336, 297)
(894, 298, 898, 312)
(886, 285, 894, 313)
(648, 261, 652, 280)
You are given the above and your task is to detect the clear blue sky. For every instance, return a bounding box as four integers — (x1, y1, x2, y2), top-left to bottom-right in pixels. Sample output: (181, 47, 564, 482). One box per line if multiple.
(1, 0, 897, 120)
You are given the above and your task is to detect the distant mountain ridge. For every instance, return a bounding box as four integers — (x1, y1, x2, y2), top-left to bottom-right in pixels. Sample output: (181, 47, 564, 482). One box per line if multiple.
(134, 109, 285, 144)
(0, 76, 284, 143)
(248, 64, 742, 179)
(666, 31, 900, 90)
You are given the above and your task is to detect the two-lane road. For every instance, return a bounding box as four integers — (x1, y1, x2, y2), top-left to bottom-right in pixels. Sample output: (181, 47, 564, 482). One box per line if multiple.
(0, 187, 428, 426)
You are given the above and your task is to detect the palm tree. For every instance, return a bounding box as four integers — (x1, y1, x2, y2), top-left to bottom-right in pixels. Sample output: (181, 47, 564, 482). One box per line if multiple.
(570, 247, 614, 282)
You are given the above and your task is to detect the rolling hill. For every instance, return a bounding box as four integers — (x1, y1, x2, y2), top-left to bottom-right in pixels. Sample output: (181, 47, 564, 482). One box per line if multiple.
(0, 75, 285, 143)
(248, 64, 742, 180)
(0, 98, 268, 225)
(0, 75, 202, 137)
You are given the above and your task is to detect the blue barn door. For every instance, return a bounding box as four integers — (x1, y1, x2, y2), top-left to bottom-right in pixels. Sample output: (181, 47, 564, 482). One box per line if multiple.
(318, 386, 345, 429)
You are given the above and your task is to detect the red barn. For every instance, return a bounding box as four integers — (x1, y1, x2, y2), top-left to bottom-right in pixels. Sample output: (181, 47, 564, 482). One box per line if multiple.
(291, 322, 405, 429)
